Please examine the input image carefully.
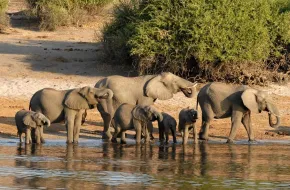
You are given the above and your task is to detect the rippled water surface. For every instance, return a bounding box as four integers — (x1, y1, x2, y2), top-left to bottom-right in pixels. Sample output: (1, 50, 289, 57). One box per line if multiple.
(0, 139, 290, 189)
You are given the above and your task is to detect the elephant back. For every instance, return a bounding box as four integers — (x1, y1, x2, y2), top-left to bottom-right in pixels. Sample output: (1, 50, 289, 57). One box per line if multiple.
(30, 88, 66, 123)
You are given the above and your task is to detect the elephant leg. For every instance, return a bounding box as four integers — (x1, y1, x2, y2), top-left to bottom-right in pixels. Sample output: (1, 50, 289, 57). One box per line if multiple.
(111, 126, 121, 143)
(199, 105, 214, 140)
(65, 110, 76, 144)
(227, 111, 243, 143)
(121, 131, 127, 144)
(170, 127, 177, 143)
(183, 125, 189, 145)
(242, 112, 255, 142)
(39, 127, 45, 143)
(144, 127, 150, 143)
(199, 118, 211, 141)
(25, 128, 31, 144)
(135, 124, 142, 144)
(165, 128, 169, 144)
(147, 122, 154, 140)
(158, 123, 165, 143)
(19, 132, 22, 143)
(97, 104, 112, 140)
(193, 124, 198, 144)
(35, 127, 41, 144)
(73, 111, 84, 144)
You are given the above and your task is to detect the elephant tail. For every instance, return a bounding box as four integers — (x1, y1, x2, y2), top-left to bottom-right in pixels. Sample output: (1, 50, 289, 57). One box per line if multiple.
(28, 92, 37, 110)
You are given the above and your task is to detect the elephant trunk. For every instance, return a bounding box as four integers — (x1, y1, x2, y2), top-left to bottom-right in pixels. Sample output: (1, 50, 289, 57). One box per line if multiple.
(182, 126, 189, 145)
(268, 113, 280, 128)
(33, 128, 41, 144)
(45, 118, 51, 127)
(154, 111, 163, 122)
(266, 102, 280, 128)
(181, 82, 197, 98)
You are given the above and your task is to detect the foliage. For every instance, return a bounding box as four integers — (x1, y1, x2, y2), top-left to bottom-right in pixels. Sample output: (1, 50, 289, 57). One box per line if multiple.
(103, 0, 290, 84)
(102, 0, 141, 64)
(26, 0, 114, 30)
(0, 0, 9, 28)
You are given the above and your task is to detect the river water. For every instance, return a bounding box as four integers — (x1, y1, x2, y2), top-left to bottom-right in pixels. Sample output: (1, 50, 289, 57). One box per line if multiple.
(0, 139, 289, 189)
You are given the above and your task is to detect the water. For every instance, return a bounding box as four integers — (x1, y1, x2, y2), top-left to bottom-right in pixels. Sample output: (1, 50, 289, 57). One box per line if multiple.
(0, 139, 289, 189)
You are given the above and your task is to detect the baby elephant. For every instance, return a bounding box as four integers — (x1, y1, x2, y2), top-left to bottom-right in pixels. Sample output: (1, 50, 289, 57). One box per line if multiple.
(15, 110, 50, 144)
(158, 112, 177, 143)
(178, 108, 198, 144)
(112, 104, 163, 144)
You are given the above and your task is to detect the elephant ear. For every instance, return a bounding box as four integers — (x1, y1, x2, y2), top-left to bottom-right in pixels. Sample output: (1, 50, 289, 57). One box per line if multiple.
(23, 113, 37, 128)
(64, 89, 90, 110)
(241, 89, 259, 114)
(132, 106, 147, 122)
(145, 74, 173, 100)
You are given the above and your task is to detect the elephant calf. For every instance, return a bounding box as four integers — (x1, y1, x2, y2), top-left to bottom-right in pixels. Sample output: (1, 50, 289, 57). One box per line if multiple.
(178, 108, 198, 145)
(158, 112, 177, 143)
(15, 110, 50, 144)
(112, 104, 163, 144)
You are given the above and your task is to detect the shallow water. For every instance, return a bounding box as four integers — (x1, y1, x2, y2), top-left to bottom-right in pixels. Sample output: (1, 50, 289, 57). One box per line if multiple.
(0, 139, 290, 189)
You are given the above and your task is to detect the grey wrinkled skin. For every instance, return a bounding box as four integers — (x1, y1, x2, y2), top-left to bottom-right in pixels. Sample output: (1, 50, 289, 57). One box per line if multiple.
(197, 82, 280, 143)
(178, 108, 198, 145)
(95, 72, 197, 140)
(15, 110, 50, 144)
(111, 104, 163, 144)
(158, 112, 177, 144)
(29, 86, 113, 144)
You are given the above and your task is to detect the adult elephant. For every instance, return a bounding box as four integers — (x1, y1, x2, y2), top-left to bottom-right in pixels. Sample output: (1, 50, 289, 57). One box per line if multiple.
(29, 86, 113, 143)
(197, 82, 280, 143)
(95, 72, 197, 139)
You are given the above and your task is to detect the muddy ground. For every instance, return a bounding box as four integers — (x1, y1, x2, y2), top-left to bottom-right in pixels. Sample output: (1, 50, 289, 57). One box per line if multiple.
(0, 0, 290, 143)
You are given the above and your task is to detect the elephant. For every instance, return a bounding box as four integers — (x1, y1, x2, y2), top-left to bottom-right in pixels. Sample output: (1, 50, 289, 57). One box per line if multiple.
(95, 72, 197, 140)
(111, 104, 163, 144)
(15, 109, 50, 144)
(197, 82, 280, 143)
(158, 112, 177, 143)
(178, 108, 198, 145)
(29, 86, 113, 144)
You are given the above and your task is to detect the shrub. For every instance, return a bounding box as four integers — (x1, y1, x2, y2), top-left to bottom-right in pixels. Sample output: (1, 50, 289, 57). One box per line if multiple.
(102, 0, 141, 64)
(103, 0, 290, 84)
(0, 0, 9, 29)
(27, 0, 114, 30)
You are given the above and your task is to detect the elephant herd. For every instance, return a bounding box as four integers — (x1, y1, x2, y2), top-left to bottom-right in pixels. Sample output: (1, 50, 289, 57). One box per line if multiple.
(14, 72, 281, 145)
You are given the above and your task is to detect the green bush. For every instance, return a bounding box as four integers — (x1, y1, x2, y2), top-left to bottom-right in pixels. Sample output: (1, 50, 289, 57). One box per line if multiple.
(0, 0, 9, 28)
(103, 0, 290, 84)
(27, 0, 114, 30)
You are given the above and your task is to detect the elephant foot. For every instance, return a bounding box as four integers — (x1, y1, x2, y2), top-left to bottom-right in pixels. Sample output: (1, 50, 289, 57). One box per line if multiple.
(66, 140, 73, 144)
(102, 134, 112, 141)
(73, 141, 79, 145)
(226, 139, 234, 144)
(248, 139, 257, 144)
(198, 132, 209, 141)
(111, 138, 118, 143)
